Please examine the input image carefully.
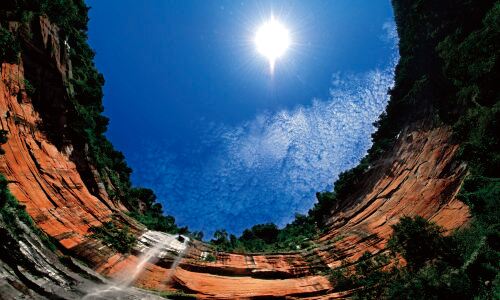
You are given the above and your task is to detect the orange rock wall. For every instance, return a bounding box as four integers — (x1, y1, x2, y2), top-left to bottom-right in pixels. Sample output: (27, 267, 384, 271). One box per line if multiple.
(164, 124, 470, 298)
(0, 20, 332, 298)
(0, 63, 112, 249)
(0, 16, 471, 299)
(314, 124, 470, 267)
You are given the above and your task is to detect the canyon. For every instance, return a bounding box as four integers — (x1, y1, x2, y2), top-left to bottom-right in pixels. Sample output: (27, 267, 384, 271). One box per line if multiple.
(0, 7, 478, 300)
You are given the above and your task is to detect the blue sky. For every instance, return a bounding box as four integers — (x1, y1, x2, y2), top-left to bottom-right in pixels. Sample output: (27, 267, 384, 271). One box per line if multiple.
(86, 0, 397, 237)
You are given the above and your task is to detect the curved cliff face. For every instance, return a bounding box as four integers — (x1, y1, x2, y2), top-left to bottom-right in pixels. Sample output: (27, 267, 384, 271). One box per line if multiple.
(314, 123, 470, 267)
(0, 17, 165, 297)
(165, 123, 470, 299)
(0, 13, 472, 300)
(1, 63, 112, 250)
(0, 17, 122, 252)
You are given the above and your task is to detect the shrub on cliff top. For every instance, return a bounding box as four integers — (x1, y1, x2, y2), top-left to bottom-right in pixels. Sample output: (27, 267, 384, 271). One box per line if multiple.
(209, 214, 319, 253)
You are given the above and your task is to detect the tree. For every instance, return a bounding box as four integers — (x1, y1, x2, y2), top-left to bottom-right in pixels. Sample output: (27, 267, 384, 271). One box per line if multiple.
(241, 223, 279, 244)
(212, 229, 229, 246)
(388, 216, 450, 271)
(191, 231, 204, 241)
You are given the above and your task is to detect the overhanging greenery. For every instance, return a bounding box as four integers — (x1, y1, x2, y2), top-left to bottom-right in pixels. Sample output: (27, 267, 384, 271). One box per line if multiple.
(0, 0, 183, 234)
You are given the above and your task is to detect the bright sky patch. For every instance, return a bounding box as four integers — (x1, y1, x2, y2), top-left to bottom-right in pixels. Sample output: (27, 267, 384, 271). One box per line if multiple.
(255, 16, 290, 73)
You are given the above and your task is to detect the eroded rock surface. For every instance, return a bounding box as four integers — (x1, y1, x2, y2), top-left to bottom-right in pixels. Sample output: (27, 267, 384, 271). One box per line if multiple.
(0, 15, 471, 300)
(314, 124, 470, 268)
(0, 212, 165, 300)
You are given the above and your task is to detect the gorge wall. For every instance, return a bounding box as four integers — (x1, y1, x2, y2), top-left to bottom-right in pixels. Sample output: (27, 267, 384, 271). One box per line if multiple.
(0, 1, 486, 299)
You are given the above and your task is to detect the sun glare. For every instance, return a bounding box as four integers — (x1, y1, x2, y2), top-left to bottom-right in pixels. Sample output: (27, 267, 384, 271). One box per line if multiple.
(255, 16, 290, 74)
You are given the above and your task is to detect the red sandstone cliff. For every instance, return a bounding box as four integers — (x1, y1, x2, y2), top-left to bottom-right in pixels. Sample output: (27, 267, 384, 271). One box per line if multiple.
(0, 16, 471, 300)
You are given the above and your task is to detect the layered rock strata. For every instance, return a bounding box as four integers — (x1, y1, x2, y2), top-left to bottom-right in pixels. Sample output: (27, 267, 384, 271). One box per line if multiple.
(0, 15, 471, 300)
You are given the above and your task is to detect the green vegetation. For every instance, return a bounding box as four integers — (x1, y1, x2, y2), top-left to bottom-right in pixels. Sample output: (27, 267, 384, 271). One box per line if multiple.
(0, 26, 19, 64)
(129, 210, 179, 233)
(0, 174, 56, 252)
(210, 214, 318, 252)
(329, 252, 392, 299)
(1, 1, 498, 297)
(126, 187, 185, 234)
(138, 288, 197, 299)
(322, 1, 500, 298)
(158, 292, 197, 300)
(88, 221, 136, 254)
(0, 0, 182, 234)
(310, 161, 369, 227)
(329, 216, 498, 299)
(0, 131, 56, 251)
(203, 253, 216, 262)
(0, 130, 8, 155)
(388, 216, 457, 272)
(312, 0, 499, 228)
(23, 78, 35, 96)
(210, 1, 500, 297)
(154, 290, 197, 300)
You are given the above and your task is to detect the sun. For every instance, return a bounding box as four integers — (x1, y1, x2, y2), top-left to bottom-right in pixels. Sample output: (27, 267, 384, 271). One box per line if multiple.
(255, 16, 290, 74)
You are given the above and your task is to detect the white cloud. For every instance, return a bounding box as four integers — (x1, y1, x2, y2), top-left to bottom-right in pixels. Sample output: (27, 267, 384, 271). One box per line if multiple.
(130, 22, 399, 236)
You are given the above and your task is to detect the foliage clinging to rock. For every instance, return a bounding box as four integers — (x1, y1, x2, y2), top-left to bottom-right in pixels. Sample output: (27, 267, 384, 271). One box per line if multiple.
(1, 0, 182, 234)
(89, 221, 136, 254)
(210, 214, 318, 253)
(320, 0, 500, 298)
(0, 27, 19, 64)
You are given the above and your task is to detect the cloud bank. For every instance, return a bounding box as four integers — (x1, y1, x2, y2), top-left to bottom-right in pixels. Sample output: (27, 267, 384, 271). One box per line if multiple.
(129, 22, 399, 237)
